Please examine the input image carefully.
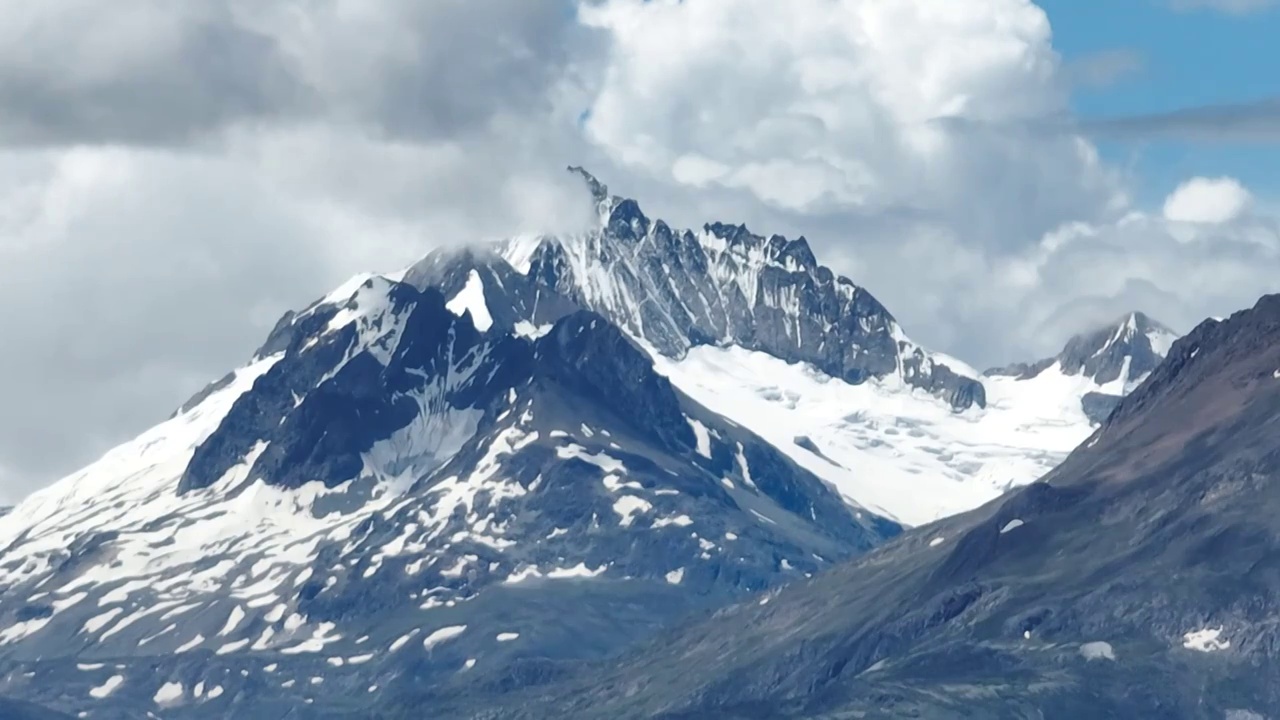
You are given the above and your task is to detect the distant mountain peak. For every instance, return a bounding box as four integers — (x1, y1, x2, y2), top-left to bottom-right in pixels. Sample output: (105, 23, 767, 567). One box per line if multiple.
(984, 310, 1180, 424)
(1056, 310, 1177, 383)
(987, 311, 1176, 383)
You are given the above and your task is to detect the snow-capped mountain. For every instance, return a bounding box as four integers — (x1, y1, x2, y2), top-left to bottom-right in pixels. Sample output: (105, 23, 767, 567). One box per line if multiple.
(412, 167, 986, 412)
(0, 167, 1182, 717)
(406, 173, 1179, 525)
(986, 311, 1179, 423)
(0, 275, 891, 718)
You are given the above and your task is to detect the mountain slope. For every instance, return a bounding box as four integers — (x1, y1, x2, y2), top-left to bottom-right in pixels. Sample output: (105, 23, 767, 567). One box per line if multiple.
(488, 295, 1280, 720)
(0, 276, 893, 718)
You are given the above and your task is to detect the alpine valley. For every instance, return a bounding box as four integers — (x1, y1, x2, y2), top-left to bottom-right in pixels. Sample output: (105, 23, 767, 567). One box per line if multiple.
(0, 170, 1186, 719)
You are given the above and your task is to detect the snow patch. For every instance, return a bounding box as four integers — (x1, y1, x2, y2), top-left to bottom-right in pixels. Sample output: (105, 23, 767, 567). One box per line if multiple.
(652, 345, 1126, 526)
(389, 630, 418, 652)
(218, 605, 246, 636)
(514, 321, 553, 339)
(687, 418, 713, 458)
(423, 625, 467, 651)
(445, 270, 493, 331)
(612, 496, 652, 526)
(546, 562, 607, 579)
(1183, 627, 1230, 652)
(1080, 641, 1115, 661)
(90, 675, 125, 699)
(653, 514, 693, 528)
(153, 681, 184, 705)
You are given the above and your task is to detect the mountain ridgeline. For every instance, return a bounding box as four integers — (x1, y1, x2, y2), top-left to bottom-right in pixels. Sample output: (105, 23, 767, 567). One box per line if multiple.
(0, 167, 1196, 719)
(409, 167, 987, 411)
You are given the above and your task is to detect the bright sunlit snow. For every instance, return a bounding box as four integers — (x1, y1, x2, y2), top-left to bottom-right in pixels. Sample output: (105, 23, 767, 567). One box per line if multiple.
(423, 625, 467, 651)
(1183, 627, 1230, 652)
(1080, 641, 1115, 661)
(445, 270, 493, 331)
(653, 345, 1114, 525)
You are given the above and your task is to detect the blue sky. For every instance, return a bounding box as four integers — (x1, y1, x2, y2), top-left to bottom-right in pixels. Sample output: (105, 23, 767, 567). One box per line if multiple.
(1040, 0, 1280, 205)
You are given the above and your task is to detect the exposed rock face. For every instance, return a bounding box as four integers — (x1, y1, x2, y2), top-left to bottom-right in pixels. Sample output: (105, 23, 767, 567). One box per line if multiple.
(1057, 311, 1176, 385)
(403, 168, 986, 411)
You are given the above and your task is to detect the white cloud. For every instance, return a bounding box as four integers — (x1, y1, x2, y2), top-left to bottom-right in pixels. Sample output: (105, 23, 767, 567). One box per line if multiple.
(986, 206, 1280, 353)
(4, 0, 1280, 502)
(0, 0, 601, 501)
(580, 0, 1124, 249)
(1162, 176, 1254, 224)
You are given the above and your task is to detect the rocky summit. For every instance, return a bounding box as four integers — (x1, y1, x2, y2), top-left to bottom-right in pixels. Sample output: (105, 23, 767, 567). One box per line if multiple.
(413, 167, 986, 411)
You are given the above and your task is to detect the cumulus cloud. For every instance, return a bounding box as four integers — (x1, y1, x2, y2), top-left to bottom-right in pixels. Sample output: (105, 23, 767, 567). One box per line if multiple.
(572, 0, 1280, 367)
(1163, 176, 1254, 223)
(580, 0, 1124, 249)
(0, 0, 602, 502)
(3, 0, 1280, 502)
(0, 0, 600, 147)
(989, 204, 1280, 352)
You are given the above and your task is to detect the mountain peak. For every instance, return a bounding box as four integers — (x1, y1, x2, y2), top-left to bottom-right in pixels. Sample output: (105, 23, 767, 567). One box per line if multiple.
(987, 310, 1177, 385)
(1057, 310, 1176, 383)
(982, 310, 1181, 424)
(510, 171, 987, 409)
(1109, 310, 1173, 343)
(567, 165, 609, 204)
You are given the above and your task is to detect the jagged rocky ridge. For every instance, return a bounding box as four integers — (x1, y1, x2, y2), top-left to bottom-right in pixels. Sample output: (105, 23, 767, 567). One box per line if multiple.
(408, 167, 986, 411)
(412, 197, 1179, 524)
(0, 275, 893, 718)
(479, 296, 1280, 720)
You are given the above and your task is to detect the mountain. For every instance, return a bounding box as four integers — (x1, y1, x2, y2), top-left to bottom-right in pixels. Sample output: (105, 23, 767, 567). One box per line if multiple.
(411, 167, 985, 412)
(0, 167, 1183, 717)
(0, 275, 892, 718)
(488, 296, 1280, 719)
(986, 311, 1180, 423)
(404, 170, 1178, 525)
